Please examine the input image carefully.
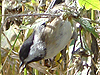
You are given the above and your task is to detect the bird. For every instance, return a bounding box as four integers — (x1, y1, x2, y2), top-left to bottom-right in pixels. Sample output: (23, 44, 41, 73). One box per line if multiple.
(19, 0, 72, 71)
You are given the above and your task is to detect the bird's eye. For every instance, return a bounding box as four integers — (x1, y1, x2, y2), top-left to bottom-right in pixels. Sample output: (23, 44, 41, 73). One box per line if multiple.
(42, 22, 46, 27)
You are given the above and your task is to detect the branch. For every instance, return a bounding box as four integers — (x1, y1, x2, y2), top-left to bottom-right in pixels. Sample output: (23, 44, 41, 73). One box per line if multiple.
(2, 32, 12, 48)
(45, 0, 56, 13)
(0, 13, 61, 31)
(83, 17, 100, 25)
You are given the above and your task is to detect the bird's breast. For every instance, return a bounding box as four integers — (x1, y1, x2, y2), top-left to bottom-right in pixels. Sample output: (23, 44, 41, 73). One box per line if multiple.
(44, 18, 72, 59)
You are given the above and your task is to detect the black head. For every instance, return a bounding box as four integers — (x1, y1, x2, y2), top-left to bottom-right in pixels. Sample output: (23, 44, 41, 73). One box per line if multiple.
(55, 0, 65, 4)
(19, 24, 47, 69)
(19, 31, 35, 66)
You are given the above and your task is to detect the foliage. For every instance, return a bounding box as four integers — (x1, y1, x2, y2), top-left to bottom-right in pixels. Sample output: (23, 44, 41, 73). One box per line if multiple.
(1, 0, 100, 75)
(75, 17, 99, 38)
(78, 0, 100, 10)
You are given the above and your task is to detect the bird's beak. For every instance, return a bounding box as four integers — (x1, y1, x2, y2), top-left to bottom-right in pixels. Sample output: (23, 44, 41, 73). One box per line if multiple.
(19, 62, 25, 73)
(19, 61, 24, 68)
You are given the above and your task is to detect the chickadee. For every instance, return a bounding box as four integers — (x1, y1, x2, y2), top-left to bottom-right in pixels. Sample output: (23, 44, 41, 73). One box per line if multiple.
(19, 17, 72, 68)
(19, 0, 72, 70)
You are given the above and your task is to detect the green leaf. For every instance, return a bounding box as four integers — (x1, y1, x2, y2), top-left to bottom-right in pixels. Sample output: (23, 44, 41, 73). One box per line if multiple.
(24, 68, 27, 75)
(78, 18, 99, 38)
(78, 0, 100, 10)
(31, 0, 36, 4)
(25, 3, 34, 11)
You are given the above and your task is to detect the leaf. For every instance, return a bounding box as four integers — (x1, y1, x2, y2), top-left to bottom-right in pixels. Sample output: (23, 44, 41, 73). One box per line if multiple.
(55, 52, 62, 65)
(31, 0, 36, 4)
(78, 18, 99, 38)
(25, 3, 34, 11)
(78, 0, 100, 10)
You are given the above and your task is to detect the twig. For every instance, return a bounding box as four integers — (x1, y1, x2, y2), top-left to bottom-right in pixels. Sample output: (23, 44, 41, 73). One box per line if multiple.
(0, 13, 60, 17)
(2, 32, 12, 48)
(0, 13, 61, 31)
(1, 47, 18, 55)
(0, 14, 10, 16)
(1, 47, 9, 52)
(79, 25, 83, 48)
(1, 30, 21, 70)
(45, 0, 56, 13)
(82, 17, 100, 25)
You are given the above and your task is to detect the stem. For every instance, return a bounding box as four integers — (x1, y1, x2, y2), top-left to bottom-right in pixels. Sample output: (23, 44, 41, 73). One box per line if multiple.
(91, 10, 95, 26)
(1, 30, 21, 70)
(24, 68, 27, 75)
(35, 69, 39, 75)
(79, 25, 83, 48)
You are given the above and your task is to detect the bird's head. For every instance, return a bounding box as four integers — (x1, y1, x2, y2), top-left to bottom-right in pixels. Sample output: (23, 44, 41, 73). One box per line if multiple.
(19, 23, 47, 72)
